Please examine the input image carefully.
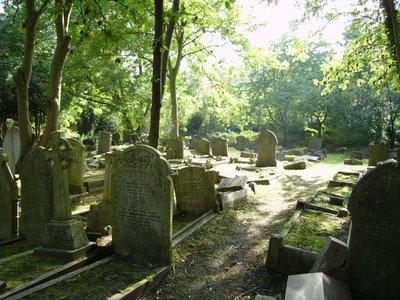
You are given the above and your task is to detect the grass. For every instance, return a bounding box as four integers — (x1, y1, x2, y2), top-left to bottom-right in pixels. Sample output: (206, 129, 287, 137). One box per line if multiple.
(334, 173, 359, 184)
(310, 193, 347, 210)
(173, 212, 201, 234)
(28, 256, 154, 299)
(283, 210, 350, 252)
(0, 241, 38, 260)
(324, 153, 348, 165)
(0, 254, 67, 291)
(324, 185, 353, 198)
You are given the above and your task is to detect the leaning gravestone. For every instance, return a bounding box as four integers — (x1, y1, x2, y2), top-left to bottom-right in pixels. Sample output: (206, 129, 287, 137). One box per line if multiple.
(256, 130, 277, 167)
(174, 166, 218, 215)
(67, 138, 86, 194)
(2, 127, 20, 174)
(165, 138, 184, 159)
(111, 145, 173, 265)
(98, 131, 112, 154)
(20, 147, 53, 244)
(211, 137, 228, 156)
(308, 136, 323, 151)
(368, 142, 389, 166)
(346, 160, 400, 299)
(0, 155, 18, 241)
(195, 138, 211, 155)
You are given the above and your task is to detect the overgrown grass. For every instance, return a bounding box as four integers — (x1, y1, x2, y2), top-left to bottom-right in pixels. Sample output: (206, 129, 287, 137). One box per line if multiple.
(28, 256, 153, 299)
(0, 254, 67, 291)
(324, 185, 352, 198)
(310, 193, 347, 210)
(173, 212, 200, 234)
(334, 173, 359, 184)
(324, 153, 348, 165)
(283, 210, 350, 252)
(0, 241, 38, 260)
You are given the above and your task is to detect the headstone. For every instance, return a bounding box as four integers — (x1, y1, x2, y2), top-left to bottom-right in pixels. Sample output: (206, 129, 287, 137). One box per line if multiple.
(20, 147, 53, 244)
(174, 166, 218, 215)
(346, 160, 400, 299)
(35, 133, 92, 259)
(67, 138, 86, 194)
(112, 132, 121, 145)
(368, 142, 389, 166)
(98, 131, 112, 154)
(350, 151, 363, 160)
(0, 155, 18, 241)
(2, 127, 20, 174)
(211, 137, 228, 156)
(256, 130, 278, 167)
(165, 138, 184, 159)
(311, 236, 348, 277)
(217, 175, 248, 193)
(195, 138, 211, 155)
(284, 158, 307, 170)
(308, 137, 323, 151)
(285, 272, 352, 300)
(236, 135, 250, 151)
(111, 145, 172, 265)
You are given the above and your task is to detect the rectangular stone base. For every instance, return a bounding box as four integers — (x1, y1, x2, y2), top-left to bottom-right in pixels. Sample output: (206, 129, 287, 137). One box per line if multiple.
(35, 242, 96, 260)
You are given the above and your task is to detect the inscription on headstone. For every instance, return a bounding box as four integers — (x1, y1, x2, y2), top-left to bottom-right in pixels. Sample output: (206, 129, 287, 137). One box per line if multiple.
(256, 130, 278, 167)
(111, 145, 172, 265)
(346, 161, 400, 299)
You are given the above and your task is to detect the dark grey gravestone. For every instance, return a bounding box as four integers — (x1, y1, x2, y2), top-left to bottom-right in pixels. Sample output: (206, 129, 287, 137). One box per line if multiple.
(20, 147, 53, 244)
(195, 138, 211, 155)
(111, 145, 173, 265)
(174, 166, 218, 215)
(256, 130, 278, 167)
(368, 142, 389, 166)
(98, 131, 112, 154)
(211, 137, 228, 156)
(165, 138, 184, 159)
(0, 155, 18, 241)
(346, 160, 400, 299)
(235, 135, 249, 151)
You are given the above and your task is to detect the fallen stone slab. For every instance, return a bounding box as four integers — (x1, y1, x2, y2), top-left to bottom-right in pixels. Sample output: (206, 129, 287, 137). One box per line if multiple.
(217, 175, 248, 192)
(218, 187, 253, 210)
(284, 159, 308, 170)
(240, 151, 257, 158)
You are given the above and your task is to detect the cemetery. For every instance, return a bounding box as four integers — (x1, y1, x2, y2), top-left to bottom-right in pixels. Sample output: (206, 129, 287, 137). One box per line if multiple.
(1, 0, 400, 299)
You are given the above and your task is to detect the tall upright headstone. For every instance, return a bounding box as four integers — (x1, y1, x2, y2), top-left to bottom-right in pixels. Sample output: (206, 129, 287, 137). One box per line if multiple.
(2, 127, 21, 174)
(211, 137, 228, 156)
(0, 155, 18, 241)
(346, 160, 400, 299)
(256, 130, 278, 167)
(235, 135, 249, 151)
(195, 138, 211, 155)
(174, 166, 218, 215)
(98, 131, 112, 154)
(67, 138, 86, 194)
(111, 145, 173, 265)
(308, 136, 323, 151)
(368, 142, 389, 166)
(20, 147, 53, 244)
(165, 138, 184, 159)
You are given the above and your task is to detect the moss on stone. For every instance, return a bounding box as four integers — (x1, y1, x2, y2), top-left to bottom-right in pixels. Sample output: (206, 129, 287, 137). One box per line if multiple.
(0, 241, 38, 260)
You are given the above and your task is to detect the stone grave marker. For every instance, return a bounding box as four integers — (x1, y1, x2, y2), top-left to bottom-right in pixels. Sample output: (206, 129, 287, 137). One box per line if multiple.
(98, 131, 112, 153)
(211, 137, 228, 156)
(346, 160, 400, 299)
(195, 138, 211, 155)
(285, 272, 352, 300)
(0, 154, 18, 241)
(284, 157, 308, 170)
(67, 138, 86, 194)
(308, 136, 323, 151)
(111, 145, 173, 265)
(2, 127, 20, 174)
(256, 130, 278, 167)
(165, 137, 184, 159)
(174, 166, 218, 215)
(368, 142, 389, 166)
(20, 147, 53, 244)
(217, 175, 248, 193)
(236, 135, 250, 151)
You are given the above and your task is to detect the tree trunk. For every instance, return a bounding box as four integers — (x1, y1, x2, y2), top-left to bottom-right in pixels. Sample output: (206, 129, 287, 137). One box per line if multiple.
(148, 0, 164, 148)
(381, 0, 400, 75)
(169, 68, 179, 138)
(38, 0, 73, 147)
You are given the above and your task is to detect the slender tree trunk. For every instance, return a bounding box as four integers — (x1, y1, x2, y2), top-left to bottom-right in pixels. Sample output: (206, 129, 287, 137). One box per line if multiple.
(169, 68, 178, 138)
(38, 0, 73, 147)
(148, 0, 164, 148)
(381, 0, 400, 75)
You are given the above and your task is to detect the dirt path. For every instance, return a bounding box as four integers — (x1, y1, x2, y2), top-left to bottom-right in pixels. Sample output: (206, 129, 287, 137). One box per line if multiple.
(143, 162, 364, 299)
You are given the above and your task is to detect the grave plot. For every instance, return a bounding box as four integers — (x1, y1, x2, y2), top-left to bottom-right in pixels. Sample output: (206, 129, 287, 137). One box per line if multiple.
(305, 192, 348, 215)
(266, 209, 350, 275)
(0, 240, 38, 261)
(328, 171, 361, 187)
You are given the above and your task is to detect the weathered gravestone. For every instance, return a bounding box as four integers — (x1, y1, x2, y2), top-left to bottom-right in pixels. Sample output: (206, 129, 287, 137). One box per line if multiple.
(2, 127, 21, 174)
(20, 147, 53, 244)
(308, 136, 323, 151)
(256, 130, 278, 167)
(236, 135, 250, 151)
(35, 133, 92, 258)
(195, 138, 211, 155)
(0, 155, 18, 241)
(368, 142, 389, 166)
(211, 137, 228, 156)
(111, 145, 173, 265)
(98, 131, 112, 154)
(174, 166, 218, 215)
(87, 151, 120, 233)
(165, 138, 184, 159)
(67, 138, 86, 194)
(346, 160, 400, 299)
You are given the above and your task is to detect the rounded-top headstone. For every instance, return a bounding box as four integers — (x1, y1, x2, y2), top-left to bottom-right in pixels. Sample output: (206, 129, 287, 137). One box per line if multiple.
(256, 130, 278, 167)
(2, 127, 21, 174)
